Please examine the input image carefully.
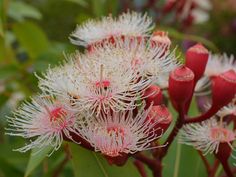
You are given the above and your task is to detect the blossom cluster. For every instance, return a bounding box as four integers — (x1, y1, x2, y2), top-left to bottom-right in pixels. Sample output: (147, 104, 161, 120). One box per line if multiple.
(6, 11, 236, 167)
(6, 11, 177, 157)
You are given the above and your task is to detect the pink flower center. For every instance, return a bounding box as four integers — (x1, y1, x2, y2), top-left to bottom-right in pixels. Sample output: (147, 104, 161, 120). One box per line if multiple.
(95, 80, 111, 88)
(50, 107, 66, 122)
(48, 107, 73, 131)
(107, 126, 125, 137)
(210, 127, 235, 143)
(103, 126, 126, 157)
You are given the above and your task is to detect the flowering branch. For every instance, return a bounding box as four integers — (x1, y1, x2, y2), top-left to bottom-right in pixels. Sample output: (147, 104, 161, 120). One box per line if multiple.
(5, 10, 236, 177)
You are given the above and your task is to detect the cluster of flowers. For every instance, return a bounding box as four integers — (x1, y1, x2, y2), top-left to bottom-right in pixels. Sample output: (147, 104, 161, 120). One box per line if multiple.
(6, 11, 236, 165)
(7, 12, 176, 158)
(179, 52, 236, 162)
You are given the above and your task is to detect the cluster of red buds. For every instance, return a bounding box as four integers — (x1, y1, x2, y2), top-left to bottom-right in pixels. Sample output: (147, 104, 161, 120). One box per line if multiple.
(121, 0, 212, 27)
(6, 11, 236, 177)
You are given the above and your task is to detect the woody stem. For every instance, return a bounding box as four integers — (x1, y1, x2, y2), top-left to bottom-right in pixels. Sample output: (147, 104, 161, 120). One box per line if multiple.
(134, 153, 162, 177)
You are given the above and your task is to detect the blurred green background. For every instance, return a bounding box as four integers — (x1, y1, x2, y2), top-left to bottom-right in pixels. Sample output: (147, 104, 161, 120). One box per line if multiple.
(0, 0, 235, 177)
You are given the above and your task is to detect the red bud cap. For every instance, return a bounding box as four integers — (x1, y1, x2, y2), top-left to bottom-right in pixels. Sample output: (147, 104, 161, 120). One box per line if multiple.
(169, 66, 195, 105)
(212, 70, 236, 108)
(151, 31, 171, 48)
(185, 43, 209, 81)
(215, 143, 232, 162)
(144, 85, 163, 108)
(104, 154, 129, 166)
(147, 105, 172, 134)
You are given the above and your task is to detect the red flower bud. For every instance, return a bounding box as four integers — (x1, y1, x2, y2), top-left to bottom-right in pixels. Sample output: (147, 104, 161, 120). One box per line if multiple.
(212, 70, 236, 108)
(144, 85, 163, 108)
(185, 43, 209, 82)
(104, 154, 129, 166)
(168, 66, 194, 106)
(147, 105, 172, 135)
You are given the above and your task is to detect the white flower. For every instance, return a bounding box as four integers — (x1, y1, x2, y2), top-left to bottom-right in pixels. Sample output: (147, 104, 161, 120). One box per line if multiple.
(179, 118, 236, 155)
(38, 49, 152, 114)
(78, 106, 163, 157)
(194, 76, 211, 96)
(217, 102, 236, 117)
(37, 61, 83, 109)
(6, 96, 80, 155)
(70, 11, 154, 47)
(87, 37, 179, 83)
(205, 53, 236, 77)
(193, 54, 235, 96)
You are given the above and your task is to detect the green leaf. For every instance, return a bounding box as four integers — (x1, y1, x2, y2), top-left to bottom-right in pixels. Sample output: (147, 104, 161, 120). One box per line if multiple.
(0, 0, 5, 37)
(0, 65, 19, 80)
(0, 158, 24, 177)
(69, 143, 141, 177)
(0, 17, 3, 38)
(24, 146, 53, 177)
(8, 1, 42, 21)
(65, 0, 88, 7)
(92, 0, 106, 17)
(33, 42, 74, 72)
(13, 22, 50, 58)
(0, 93, 9, 108)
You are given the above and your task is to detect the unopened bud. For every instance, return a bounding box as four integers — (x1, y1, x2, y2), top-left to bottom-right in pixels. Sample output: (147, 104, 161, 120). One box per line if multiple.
(144, 85, 163, 108)
(104, 154, 129, 166)
(147, 105, 172, 135)
(212, 70, 236, 108)
(168, 66, 195, 106)
(185, 43, 209, 82)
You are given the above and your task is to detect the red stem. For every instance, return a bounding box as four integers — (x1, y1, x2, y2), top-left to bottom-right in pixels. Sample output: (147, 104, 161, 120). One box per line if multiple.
(198, 151, 211, 175)
(184, 106, 219, 124)
(220, 160, 234, 177)
(209, 160, 220, 177)
(134, 160, 148, 177)
(134, 153, 162, 177)
(220, 167, 236, 177)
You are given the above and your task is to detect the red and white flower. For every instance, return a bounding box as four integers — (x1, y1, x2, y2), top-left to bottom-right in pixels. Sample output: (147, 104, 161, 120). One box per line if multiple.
(6, 96, 80, 155)
(70, 11, 154, 48)
(78, 106, 164, 157)
(179, 118, 236, 155)
(205, 53, 236, 77)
